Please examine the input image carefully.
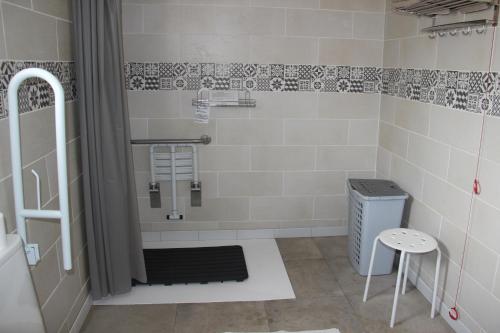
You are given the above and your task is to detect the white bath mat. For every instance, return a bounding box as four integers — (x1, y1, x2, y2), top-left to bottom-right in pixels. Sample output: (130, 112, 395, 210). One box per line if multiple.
(225, 330, 340, 333)
(93, 239, 295, 305)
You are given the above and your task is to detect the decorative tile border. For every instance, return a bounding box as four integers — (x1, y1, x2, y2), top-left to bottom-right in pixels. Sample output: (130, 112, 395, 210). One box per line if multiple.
(0, 60, 77, 119)
(381, 68, 500, 116)
(124, 62, 383, 94)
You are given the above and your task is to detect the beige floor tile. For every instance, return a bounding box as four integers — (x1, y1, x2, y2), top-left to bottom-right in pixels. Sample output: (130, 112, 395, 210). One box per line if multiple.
(285, 259, 343, 299)
(314, 236, 349, 259)
(276, 238, 323, 261)
(265, 296, 366, 333)
(174, 302, 269, 333)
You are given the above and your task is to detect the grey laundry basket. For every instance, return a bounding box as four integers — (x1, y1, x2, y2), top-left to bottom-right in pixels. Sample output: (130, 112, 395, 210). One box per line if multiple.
(347, 179, 408, 276)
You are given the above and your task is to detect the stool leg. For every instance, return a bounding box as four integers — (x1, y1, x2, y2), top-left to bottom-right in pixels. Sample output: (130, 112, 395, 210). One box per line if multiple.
(363, 236, 380, 302)
(431, 247, 441, 319)
(390, 251, 406, 328)
(402, 253, 410, 295)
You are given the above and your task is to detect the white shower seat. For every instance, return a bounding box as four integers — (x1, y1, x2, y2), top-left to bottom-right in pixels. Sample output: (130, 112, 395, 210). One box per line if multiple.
(363, 228, 441, 328)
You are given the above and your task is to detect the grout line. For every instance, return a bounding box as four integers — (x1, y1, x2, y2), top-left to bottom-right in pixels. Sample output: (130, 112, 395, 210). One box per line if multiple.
(2, 1, 72, 23)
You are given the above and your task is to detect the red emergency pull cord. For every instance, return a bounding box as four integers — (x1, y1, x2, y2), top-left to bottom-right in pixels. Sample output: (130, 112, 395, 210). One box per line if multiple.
(473, 179, 481, 195)
(449, 307, 459, 321)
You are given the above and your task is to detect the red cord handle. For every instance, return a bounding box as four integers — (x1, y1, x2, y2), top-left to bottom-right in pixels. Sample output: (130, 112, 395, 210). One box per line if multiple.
(449, 307, 459, 321)
(473, 179, 481, 195)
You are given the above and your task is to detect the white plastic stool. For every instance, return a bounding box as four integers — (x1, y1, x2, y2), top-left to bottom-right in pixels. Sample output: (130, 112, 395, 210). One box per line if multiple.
(363, 228, 441, 328)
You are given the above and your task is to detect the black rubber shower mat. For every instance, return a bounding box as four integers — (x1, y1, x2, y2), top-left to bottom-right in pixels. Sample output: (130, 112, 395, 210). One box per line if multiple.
(133, 245, 249, 286)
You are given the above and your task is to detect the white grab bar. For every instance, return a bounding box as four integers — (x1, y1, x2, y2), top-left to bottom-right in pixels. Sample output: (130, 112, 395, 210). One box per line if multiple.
(8, 68, 72, 270)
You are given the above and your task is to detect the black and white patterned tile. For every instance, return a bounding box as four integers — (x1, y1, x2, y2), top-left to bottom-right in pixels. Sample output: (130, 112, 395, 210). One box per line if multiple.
(0, 60, 77, 119)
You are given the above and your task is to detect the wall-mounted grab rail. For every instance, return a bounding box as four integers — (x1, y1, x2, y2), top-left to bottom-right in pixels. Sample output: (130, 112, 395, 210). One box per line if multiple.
(131, 135, 212, 145)
(8, 68, 72, 270)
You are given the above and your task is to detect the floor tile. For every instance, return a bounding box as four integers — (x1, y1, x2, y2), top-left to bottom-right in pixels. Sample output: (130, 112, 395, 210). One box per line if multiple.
(265, 296, 366, 333)
(276, 238, 323, 261)
(174, 301, 269, 333)
(285, 259, 343, 299)
(314, 236, 349, 259)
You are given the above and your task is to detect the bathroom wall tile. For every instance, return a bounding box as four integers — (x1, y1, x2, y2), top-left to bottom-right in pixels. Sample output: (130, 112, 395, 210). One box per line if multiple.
(477, 158, 500, 209)
(181, 34, 249, 63)
(494, 263, 500, 300)
(284, 171, 345, 195)
(183, 0, 249, 5)
(31, 243, 61, 306)
(284, 119, 348, 145)
(313, 195, 347, 220)
(438, 219, 466, 263)
(22, 157, 51, 209)
(215, 7, 285, 35)
(143, 5, 181, 33)
(251, 146, 315, 171)
(447, 148, 476, 192)
(407, 199, 441, 238)
(4, 0, 31, 8)
(429, 105, 483, 154)
(250, 92, 318, 119)
(199, 146, 250, 171)
(320, 0, 385, 12)
(471, 198, 500, 255)
(379, 95, 397, 124)
(353, 12, 385, 40)
(286, 9, 353, 38)
(316, 146, 376, 171)
(464, 237, 497, 290)
(394, 99, 430, 135)
(378, 122, 408, 157)
(348, 119, 378, 145)
(217, 119, 282, 145)
(160, 230, 198, 241)
(33, 0, 72, 20)
(422, 173, 471, 230)
(26, 197, 61, 256)
(407, 133, 450, 178)
(0, 177, 15, 232)
(390, 155, 424, 200)
(318, 94, 380, 119)
(65, 282, 90, 330)
(127, 91, 180, 118)
(137, 196, 186, 222)
(56, 20, 73, 61)
(123, 4, 144, 34)
(199, 230, 237, 240)
(483, 115, 500, 164)
(382, 39, 399, 68)
(130, 118, 148, 139)
(376, 147, 391, 178)
(185, 197, 249, 221)
(181, 5, 217, 34)
(124, 34, 180, 62)
(3, 3, 58, 60)
(148, 118, 216, 140)
(219, 172, 282, 196)
(384, 11, 418, 39)
(319, 39, 383, 66)
(249, 36, 318, 64)
(69, 177, 84, 219)
(0, 6, 6, 61)
(273, 227, 311, 238)
(399, 36, 437, 69)
(251, 196, 313, 220)
(143, 231, 162, 242)
(236, 228, 274, 239)
(251, 0, 319, 8)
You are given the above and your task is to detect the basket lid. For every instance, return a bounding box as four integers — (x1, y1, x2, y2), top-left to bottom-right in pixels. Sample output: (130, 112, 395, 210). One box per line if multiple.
(348, 179, 408, 200)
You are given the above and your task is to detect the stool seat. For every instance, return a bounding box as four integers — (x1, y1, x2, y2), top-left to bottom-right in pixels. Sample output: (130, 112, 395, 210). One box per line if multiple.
(379, 228, 437, 253)
(363, 227, 441, 328)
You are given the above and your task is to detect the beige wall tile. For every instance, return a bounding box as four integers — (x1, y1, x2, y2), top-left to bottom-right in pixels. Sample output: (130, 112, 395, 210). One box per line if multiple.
(390, 155, 423, 200)
(22, 158, 51, 209)
(384, 11, 418, 39)
(215, 7, 286, 35)
(395, 99, 430, 135)
(127, 91, 180, 118)
(124, 34, 180, 62)
(471, 198, 500, 255)
(284, 119, 348, 145)
(422, 173, 471, 230)
(181, 5, 216, 34)
(33, 0, 72, 20)
(464, 238, 497, 290)
(20, 107, 56, 165)
(56, 20, 73, 61)
(0, 177, 15, 232)
(284, 171, 345, 195)
(0, 5, 6, 60)
(429, 105, 483, 154)
(251, 146, 315, 171)
(148, 118, 216, 140)
(353, 12, 385, 40)
(477, 158, 500, 209)
(407, 199, 441, 238)
(123, 4, 143, 33)
(26, 198, 61, 256)
(143, 5, 181, 33)
(483, 115, 500, 164)
(399, 36, 437, 69)
(199, 146, 250, 171)
(494, 261, 500, 299)
(439, 219, 466, 263)
(251, 0, 319, 8)
(348, 119, 378, 145)
(378, 122, 408, 157)
(383, 39, 399, 68)
(249, 36, 318, 64)
(251, 196, 313, 220)
(30, 244, 61, 305)
(3, 3, 58, 60)
(217, 119, 283, 145)
(219, 172, 282, 196)
(130, 118, 148, 139)
(379, 95, 397, 123)
(250, 92, 318, 119)
(138, 196, 186, 222)
(319, 39, 383, 66)
(316, 146, 376, 171)
(319, 0, 385, 12)
(407, 134, 450, 178)
(318, 93, 380, 119)
(286, 9, 352, 38)
(181, 34, 249, 62)
(447, 148, 476, 192)
(313, 195, 347, 220)
(376, 147, 391, 177)
(185, 197, 249, 221)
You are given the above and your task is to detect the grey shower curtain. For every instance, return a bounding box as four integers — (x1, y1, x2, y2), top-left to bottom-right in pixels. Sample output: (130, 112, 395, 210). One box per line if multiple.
(72, 0, 147, 298)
